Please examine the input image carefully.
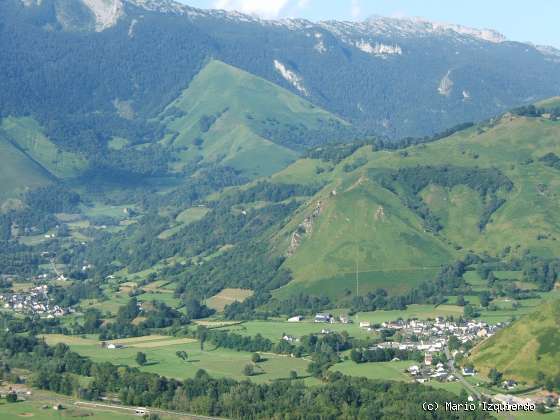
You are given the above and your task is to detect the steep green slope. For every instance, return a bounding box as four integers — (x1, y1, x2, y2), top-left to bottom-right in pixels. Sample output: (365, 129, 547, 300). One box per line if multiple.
(0, 116, 87, 204)
(469, 298, 560, 383)
(0, 133, 52, 201)
(1, 117, 87, 178)
(275, 113, 560, 299)
(275, 176, 452, 299)
(158, 60, 345, 177)
(364, 116, 560, 255)
(0, 61, 344, 201)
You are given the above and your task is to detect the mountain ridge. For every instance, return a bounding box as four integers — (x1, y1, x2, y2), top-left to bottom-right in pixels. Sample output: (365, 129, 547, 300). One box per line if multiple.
(35, 0, 515, 46)
(272, 109, 560, 299)
(5, 0, 560, 139)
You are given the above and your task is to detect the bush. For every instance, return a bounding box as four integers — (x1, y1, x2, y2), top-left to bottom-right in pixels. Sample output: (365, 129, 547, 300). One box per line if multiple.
(243, 364, 254, 376)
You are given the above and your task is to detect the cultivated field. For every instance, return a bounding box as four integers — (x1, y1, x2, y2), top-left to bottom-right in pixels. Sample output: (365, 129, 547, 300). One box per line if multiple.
(206, 288, 254, 311)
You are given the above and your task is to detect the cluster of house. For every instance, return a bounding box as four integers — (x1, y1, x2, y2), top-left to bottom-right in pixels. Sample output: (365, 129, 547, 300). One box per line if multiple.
(369, 317, 503, 345)
(406, 362, 457, 383)
(0, 285, 72, 317)
(360, 318, 505, 384)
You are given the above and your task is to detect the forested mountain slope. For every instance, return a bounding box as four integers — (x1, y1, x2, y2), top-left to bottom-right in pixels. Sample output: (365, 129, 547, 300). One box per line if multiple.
(2, 0, 560, 145)
(78, 104, 560, 306)
(0, 59, 345, 200)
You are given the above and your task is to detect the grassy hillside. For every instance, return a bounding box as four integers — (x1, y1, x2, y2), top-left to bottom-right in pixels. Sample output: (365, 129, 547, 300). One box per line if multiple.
(0, 60, 346, 203)
(276, 175, 453, 299)
(276, 113, 560, 298)
(158, 60, 346, 177)
(0, 132, 53, 201)
(469, 298, 560, 383)
(1, 117, 86, 178)
(0, 116, 88, 203)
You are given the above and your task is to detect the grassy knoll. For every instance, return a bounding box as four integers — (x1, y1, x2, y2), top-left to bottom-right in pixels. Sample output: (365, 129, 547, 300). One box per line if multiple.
(81, 203, 135, 220)
(142, 280, 175, 293)
(206, 288, 254, 311)
(420, 184, 485, 246)
(137, 292, 181, 309)
(426, 381, 470, 396)
(176, 207, 210, 224)
(86, 293, 130, 316)
(494, 270, 524, 280)
(271, 158, 332, 186)
(87, 291, 182, 316)
(476, 292, 560, 323)
(41, 334, 310, 383)
(446, 295, 481, 305)
(464, 271, 488, 292)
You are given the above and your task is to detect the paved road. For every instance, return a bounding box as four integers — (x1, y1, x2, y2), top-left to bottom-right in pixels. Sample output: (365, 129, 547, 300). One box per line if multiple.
(444, 346, 483, 400)
(75, 401, 226, 419)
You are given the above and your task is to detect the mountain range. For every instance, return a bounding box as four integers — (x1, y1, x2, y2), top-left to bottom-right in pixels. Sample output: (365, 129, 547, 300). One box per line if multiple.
(4, 1, 560, 413)
(3, 0, 560, 146)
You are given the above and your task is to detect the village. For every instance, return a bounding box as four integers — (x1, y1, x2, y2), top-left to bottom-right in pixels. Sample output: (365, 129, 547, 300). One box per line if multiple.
(293, 312, 560, 410)
(287, 313, 506, 385)
(0, 284, 73, 318)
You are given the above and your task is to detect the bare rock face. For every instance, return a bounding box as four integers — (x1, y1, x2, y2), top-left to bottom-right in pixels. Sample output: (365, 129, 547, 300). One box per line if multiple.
(21, 0, 125, 32)
(287, 201, 323, 256)
(81, 0, 124, 31)
(21, 0, 44, 6)
(273, 60, 309, 96)
(438, 70, 454, 96)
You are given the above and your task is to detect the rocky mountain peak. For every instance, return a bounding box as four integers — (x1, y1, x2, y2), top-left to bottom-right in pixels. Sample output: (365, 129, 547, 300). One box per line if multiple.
(356, 15, 506, 43)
